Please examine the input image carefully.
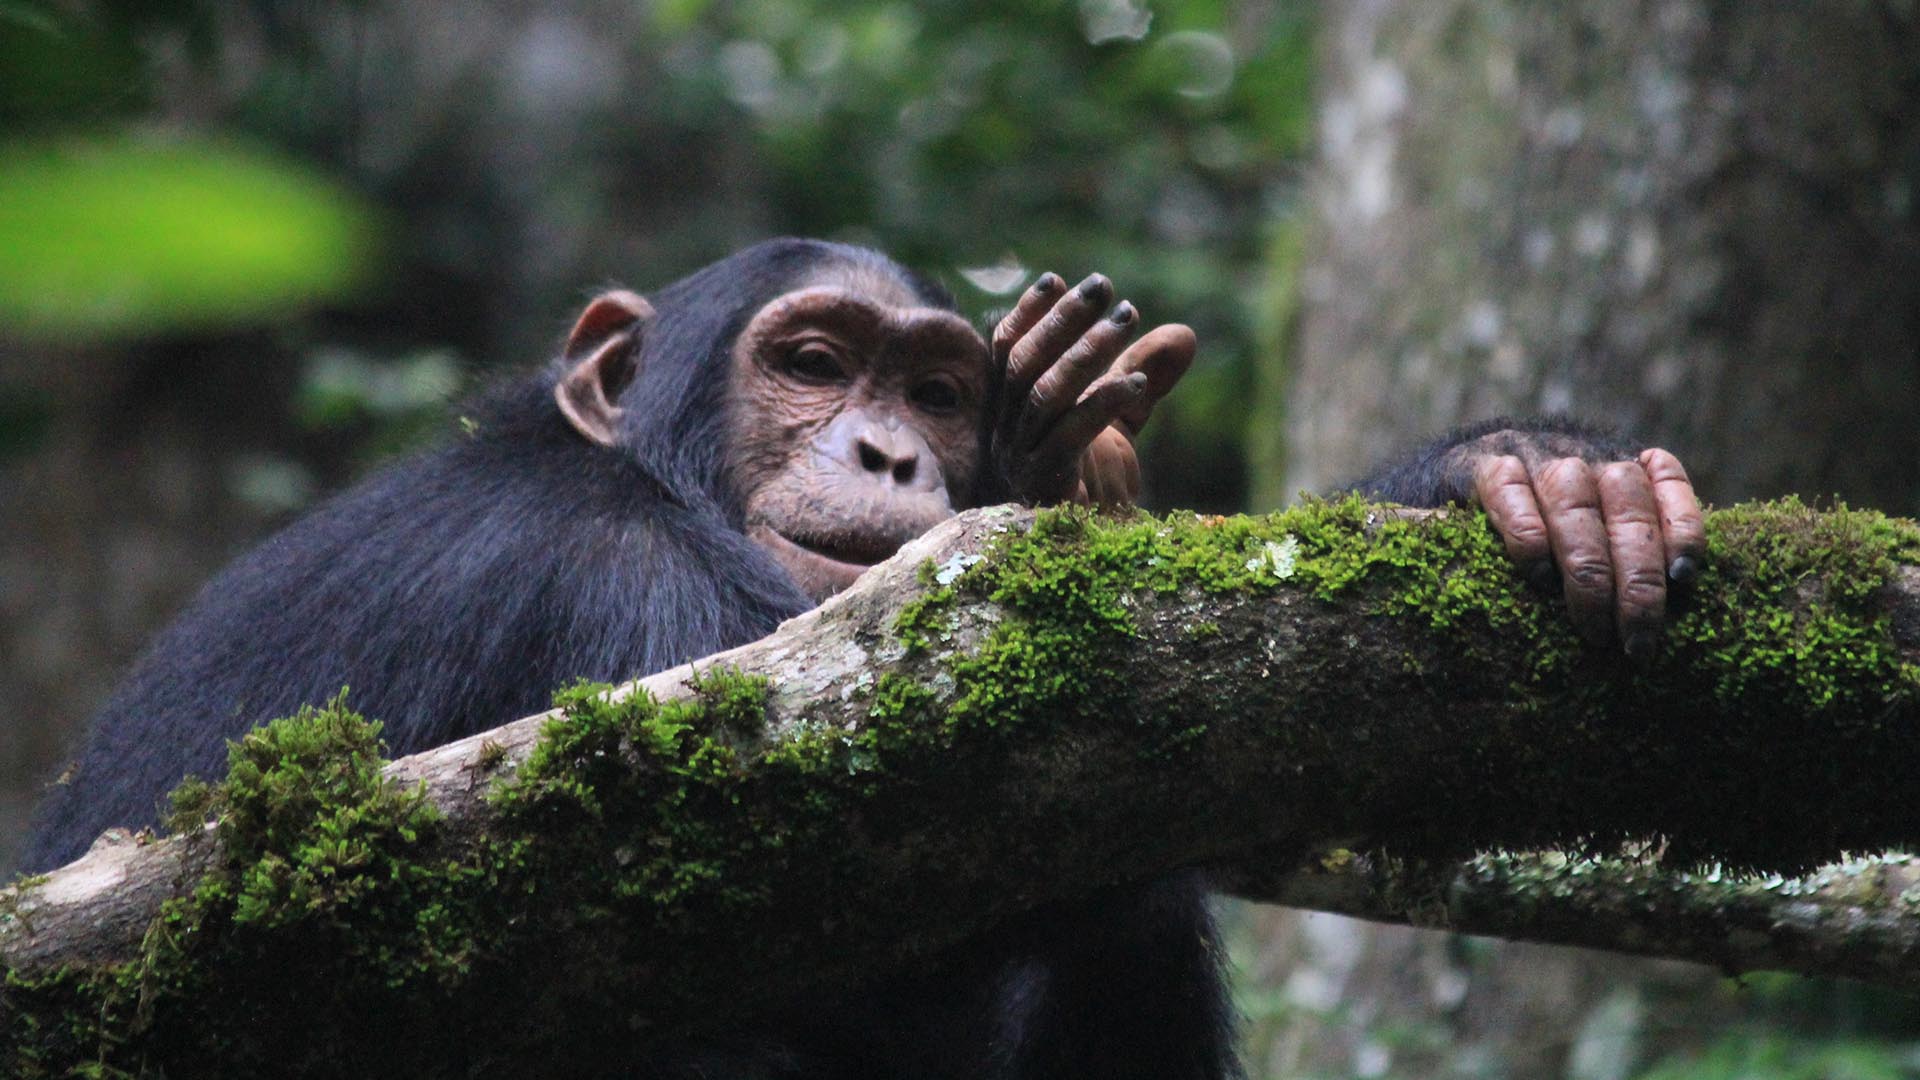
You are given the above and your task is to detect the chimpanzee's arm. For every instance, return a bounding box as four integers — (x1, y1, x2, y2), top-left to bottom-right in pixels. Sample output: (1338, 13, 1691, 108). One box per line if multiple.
(1350, 415, 1708, 658)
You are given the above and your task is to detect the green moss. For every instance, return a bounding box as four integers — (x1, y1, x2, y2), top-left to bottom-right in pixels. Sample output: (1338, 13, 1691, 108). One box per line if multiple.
(959, 499, 1562, 636)
(1666, 497, 1920, 714)
(463, 739, 508, 775)
(3, 964, 136, 1079)
(204, 695, 448, 938)
(0, 874, 47, 943)
(910, 499, 1572, 742)
(2, 694, 509, 1076)
(894, 586, 952, 654)
(492, 675, 783, 919)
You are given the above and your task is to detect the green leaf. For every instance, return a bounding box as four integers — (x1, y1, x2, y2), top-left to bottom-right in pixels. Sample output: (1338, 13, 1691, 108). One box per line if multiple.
(0, 135, 379, 341)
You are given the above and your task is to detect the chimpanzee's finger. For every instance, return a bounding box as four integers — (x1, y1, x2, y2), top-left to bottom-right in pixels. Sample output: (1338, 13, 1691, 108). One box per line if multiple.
(1005, 274, 1113, 391)
(1082, 441, 1112, 506)
(1639, 448, 1707, 582)
(1473, 454, 1552, 582)
(1597, 461, 1667, 660)
(1033, 371, 1149, 491)
(1536, 457, 1616, 647)
(1106, 323, 1196, 437)
(1028, 301, 1138, 438)
(992, 273, 1065, 369)
(1120, 428, 1142, 503)
(1078, 433, 1108, 505)
(1081, 427, 1138, 507)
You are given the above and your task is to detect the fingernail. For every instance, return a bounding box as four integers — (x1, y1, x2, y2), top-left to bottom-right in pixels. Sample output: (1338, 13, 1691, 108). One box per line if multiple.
(1668, 555, 1700, 583)
(1109, 300, 1137, 325)
(1125, 372, 1148, 390)
(1525, 560, 1559, 592)
(1032, 272, 1063, 296)
(1077, 274, 1112, 301)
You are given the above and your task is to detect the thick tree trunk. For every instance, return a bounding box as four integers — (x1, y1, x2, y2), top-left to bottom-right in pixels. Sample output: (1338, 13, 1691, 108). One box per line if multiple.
(1277, 1, 1920, 509)
(5, 501, 1920, 1072)
(1259, 6, 1920, 1076)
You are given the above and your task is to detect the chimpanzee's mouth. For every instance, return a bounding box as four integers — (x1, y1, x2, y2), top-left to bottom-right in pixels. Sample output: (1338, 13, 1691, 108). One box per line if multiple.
(780, 530, 901, 568)
(745, 524, 906, 601)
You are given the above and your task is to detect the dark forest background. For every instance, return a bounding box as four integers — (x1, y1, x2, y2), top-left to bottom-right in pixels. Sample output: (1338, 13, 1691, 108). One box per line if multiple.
(3, 2, 1917, 1077)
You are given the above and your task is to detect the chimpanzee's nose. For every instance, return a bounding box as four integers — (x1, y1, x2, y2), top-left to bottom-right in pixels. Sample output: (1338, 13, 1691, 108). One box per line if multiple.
(856, 432, 919, 486)
(819, 408, 942, 493)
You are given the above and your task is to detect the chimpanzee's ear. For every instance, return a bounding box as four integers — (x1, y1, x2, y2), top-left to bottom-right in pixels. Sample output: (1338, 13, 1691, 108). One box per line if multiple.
(557, 290, 654, 447)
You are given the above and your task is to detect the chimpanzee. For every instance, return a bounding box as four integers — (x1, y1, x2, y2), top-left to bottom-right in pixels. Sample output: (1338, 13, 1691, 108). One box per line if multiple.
(19, 237, 1705, 1079)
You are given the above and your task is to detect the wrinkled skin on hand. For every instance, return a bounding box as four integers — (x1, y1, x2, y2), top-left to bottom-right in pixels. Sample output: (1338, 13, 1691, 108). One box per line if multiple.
(983, 272, 1195, 508)
(1447, 430, 1708, 659)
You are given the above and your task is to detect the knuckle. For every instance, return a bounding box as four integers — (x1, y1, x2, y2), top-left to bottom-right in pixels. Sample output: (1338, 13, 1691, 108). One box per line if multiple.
(1663, 504, 1707, 532)
(1536, 457, 1592, 493)
(1563, 558, 1614, 592)
(1477, 454, 1528, 487)
(1640, 447, 1690, 480)
(1605, 503, 1659, 529)
(1007, 337, 1044, 373)
(1491, 454, 1530, 482)
(1056, 343, 1099, 376)
(1669, 521, 1709, 547)
(1600, 460, 1646, 486)
(1618, 566, 1668, 599)
(1072, 328, 1124, 367)
(1504, 520, 1549, 547)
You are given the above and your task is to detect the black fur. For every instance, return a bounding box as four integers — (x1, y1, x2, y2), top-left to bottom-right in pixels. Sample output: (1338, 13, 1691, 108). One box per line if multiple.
(21, 238, 1236, 1080)
(1351, 414, 1636, 508)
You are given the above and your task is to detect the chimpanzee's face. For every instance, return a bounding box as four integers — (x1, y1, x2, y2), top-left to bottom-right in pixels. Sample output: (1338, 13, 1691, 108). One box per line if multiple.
(724, 267, 991, 600)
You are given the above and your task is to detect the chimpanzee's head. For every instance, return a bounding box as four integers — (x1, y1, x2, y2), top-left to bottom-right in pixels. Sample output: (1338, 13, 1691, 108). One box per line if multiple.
(551, 239, 992, 600)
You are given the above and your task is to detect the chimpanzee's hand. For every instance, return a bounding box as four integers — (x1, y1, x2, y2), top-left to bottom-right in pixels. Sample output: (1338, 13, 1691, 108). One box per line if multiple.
(985, 272, 1194, 507)
(1464, 439, 1707, 658)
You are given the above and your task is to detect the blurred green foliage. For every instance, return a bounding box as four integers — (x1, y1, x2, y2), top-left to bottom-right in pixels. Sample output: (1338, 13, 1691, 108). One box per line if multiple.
(296, 347, 460, 432)
(0, 0, 215, 132)
(0, 138, 376, 340)
(1636, 1030, 1920, 1080)
(643, 0, 1314, 506)
(1631, 975, 1920, 1080)
(0, 4, 380, 338)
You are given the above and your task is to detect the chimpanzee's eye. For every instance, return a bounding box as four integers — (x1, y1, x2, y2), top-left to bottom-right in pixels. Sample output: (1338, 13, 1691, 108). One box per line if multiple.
(910, 378, 961, 414)
(787, 347, 847, 384)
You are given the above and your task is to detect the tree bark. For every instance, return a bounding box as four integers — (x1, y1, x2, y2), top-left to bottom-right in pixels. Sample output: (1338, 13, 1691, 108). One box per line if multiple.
(1276, 1, 1920, 510)
(4, 500, 1920, 1070)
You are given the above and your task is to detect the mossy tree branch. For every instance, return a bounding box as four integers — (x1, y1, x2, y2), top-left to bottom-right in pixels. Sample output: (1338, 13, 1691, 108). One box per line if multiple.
(1252, 849, 1920, 990)
(4, 498, 1920, 1074)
